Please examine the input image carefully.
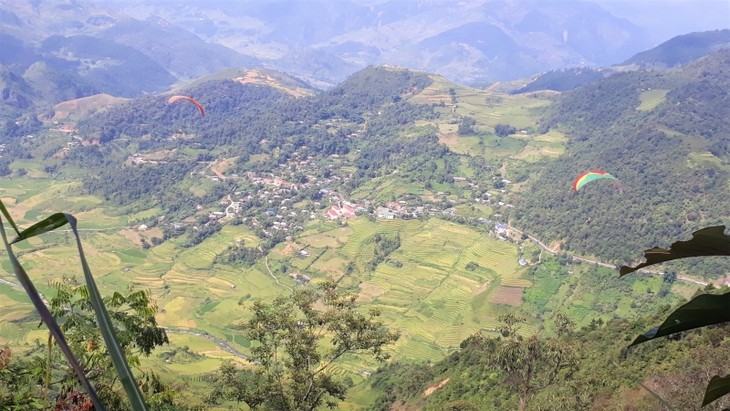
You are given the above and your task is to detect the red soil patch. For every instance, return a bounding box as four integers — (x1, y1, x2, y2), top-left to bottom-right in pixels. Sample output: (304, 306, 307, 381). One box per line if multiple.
(423, 378, 450, 397)
(489, 286, 524, 306)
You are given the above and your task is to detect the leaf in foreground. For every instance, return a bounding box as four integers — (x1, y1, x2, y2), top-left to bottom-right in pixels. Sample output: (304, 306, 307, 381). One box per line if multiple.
(619, 225, 730, 276)
(630, 292, 730, 346)
(0, 211, 104, 409)
(703, 374, 730, 407)
(2, 201, 149, 410)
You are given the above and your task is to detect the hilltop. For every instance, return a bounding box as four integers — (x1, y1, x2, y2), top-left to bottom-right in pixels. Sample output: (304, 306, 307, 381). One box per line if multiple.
(623, 29, 730, 68)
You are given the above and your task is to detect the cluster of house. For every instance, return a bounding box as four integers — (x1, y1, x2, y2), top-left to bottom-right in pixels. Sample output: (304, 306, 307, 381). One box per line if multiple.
(288, 272, 311, 284)
(56, 136, 83, 157)
(137, 146, 517, 246)
(206, 166, 516, 229)
(326, 201, 358, 220)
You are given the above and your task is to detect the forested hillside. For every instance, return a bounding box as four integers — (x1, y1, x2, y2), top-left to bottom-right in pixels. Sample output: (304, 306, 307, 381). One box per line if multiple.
(40, 56, 730, 273)
(513, 50, 730, 270)
(366, 288, 730, 410)
(623, 29, 730, 68)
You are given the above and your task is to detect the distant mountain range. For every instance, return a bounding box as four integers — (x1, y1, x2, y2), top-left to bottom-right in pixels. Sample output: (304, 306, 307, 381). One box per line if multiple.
(107, 0, 653, 87)
(0, 0, 664, 93)
(623, 29, 730, 68)
(0, 0, 728, 137)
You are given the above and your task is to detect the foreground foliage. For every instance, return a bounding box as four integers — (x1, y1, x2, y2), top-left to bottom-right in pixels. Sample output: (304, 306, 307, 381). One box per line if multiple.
(622, 225, 730, 407)
(367, 225, 730, 410)
(208, 282, 399, 410)
(0, 200, 189, 410)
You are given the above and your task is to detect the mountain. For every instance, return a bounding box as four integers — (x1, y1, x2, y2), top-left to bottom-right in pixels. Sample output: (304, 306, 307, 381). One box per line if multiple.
(512, 49, 730, 268)
(622, 29, 730, 68)
(0, 65, 42, 138)
(514, 29, 730, 94)
(96, 16, 259, 80)
(0, 65, 35, 113)
(2, 0, 725, 96)
(1, 49, 729, 409)
(105, 0, 654, 86)
(511, 67, 607, 94)
(66, 49, 730, 274)
(39, 34, 177, 97)
(0, 0, 260, 97)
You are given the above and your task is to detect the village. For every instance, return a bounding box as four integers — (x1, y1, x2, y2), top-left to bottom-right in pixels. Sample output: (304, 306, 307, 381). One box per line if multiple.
(185, 150, 519, 245)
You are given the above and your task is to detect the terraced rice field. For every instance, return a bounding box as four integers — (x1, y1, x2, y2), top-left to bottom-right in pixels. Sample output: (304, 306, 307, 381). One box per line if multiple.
(461, 240, 518, 277)
(318, 218, 535, 361)
(0, 178, 537, 383)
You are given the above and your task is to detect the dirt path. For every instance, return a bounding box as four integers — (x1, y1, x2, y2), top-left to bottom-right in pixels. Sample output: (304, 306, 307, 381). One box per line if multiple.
(423, 378, 450, 397)
(264, 256, 292, 292)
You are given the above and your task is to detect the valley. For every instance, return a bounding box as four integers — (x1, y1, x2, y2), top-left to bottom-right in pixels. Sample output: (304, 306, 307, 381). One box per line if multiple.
(3, 54, 727, 408)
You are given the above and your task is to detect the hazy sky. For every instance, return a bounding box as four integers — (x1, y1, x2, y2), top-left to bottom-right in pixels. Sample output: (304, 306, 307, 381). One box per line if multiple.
(593, 0, 729, 43)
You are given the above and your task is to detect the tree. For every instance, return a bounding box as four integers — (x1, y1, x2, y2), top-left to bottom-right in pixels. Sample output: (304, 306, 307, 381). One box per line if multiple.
(0, 346, 44, 410)
(494, 123, 517, 137)
(210, 282, 399, 410)
(47, 278, 172, 410)
(488, 313, 577, 411)
(457, 116, 477, 135)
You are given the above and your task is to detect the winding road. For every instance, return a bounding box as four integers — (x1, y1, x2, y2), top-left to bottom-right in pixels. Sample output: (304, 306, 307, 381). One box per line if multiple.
(165, 328, 252, 362)
(506, 224, 709, 285)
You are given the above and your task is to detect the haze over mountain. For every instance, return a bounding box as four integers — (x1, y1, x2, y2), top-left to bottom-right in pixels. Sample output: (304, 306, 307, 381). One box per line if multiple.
(3, 0, 727, 95)
(594, 0, 730, 45)
(103, 0, 651, 86)
(1, 1, 729, 409)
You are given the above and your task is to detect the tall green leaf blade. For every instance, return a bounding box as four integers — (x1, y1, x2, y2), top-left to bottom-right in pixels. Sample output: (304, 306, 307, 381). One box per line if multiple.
(0, 198, 20, 236)
(0, 214, 105, 410)
(620, 226, 730, 276)
(630, 292, 730, 346)
(66, 215, 149, 411)
(10, 212, 69, 244)
(703, 374, 730, 407)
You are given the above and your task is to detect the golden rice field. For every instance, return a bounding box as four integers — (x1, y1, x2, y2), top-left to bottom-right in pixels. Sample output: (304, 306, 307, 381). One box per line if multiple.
(0, 92, 541, 394)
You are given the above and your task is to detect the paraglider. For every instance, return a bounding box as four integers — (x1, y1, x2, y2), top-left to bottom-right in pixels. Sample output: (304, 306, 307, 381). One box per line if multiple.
(167, 95, 205, 116)
(572, 170, 621, 192)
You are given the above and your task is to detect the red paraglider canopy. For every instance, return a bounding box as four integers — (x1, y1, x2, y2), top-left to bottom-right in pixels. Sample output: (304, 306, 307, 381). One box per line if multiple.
(572, 170, 621, 192)
(167, 95, 205, 116)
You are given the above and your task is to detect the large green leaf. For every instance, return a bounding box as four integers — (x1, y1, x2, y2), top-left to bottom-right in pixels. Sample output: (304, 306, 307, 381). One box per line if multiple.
(0, 211, 104, 409)
(1, 201, 149, 410)
(703, 374, 730, 407)
(620, 225, 730, 276)
(630, 292, 730, 346)
(65, 215, 148, 411)
(9, 212, 69, 244)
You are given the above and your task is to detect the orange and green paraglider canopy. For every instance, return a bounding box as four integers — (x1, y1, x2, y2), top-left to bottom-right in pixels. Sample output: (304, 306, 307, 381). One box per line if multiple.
(572, 170, 621, 192)
(167, 95, 205, 116)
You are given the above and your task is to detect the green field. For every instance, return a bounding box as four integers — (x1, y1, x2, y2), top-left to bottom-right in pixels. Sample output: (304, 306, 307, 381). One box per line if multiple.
(0, 79, 694, 409)
(0, 194, 533, 366)
(637, 89, 669, 111)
